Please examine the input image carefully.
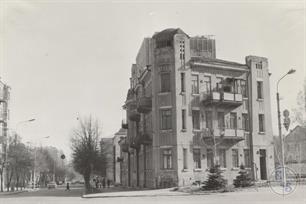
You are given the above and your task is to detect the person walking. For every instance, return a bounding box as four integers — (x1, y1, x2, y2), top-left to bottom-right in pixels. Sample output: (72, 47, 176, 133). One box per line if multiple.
(102, 177, 106, 189)
(65, 182, 70, 191)
(107, 179, 110, 188)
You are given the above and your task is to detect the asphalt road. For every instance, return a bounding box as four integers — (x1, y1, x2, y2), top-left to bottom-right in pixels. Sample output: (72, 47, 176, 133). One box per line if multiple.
(0, 185, 305, 204)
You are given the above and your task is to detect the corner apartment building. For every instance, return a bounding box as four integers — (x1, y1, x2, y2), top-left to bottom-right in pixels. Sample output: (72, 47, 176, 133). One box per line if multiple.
(0, 80, 10, 191)
(121, 28, 274, 188)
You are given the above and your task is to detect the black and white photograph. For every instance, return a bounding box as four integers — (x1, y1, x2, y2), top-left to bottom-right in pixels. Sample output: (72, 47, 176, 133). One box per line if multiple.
(0, 0, 305, 203)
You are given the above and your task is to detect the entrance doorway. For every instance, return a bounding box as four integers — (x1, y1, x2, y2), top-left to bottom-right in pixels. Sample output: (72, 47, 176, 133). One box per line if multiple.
(259, 149, 267, 180)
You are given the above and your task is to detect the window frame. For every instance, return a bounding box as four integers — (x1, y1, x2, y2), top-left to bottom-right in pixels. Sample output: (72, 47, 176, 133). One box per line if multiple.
(193, 148, 201, 169)
(160, 72, 171, 93)
(257, 81, 263, 99)
(192, 110, 200, 130)
(232, 149, 239, 168)
(191, 74, 199, 94)
(162, 149, 173, 169)
(259, 114, 265, 133)
(160, 109, 172, 130)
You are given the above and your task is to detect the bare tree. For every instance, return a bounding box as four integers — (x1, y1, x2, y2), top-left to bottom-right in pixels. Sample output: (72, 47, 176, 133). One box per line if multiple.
(292, 78, 306, 126)
(70, 116, 107, 194)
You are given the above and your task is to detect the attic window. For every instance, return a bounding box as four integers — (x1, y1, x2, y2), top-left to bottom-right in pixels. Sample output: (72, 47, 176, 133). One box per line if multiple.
(156, 40, 172, 48)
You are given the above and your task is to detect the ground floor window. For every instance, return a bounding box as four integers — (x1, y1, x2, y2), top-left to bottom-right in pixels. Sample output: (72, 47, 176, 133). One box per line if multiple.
(218, 149, 226, 168)
(162, 149, 172, 169)
(232, 149, 239, 168)
(207, 149, 213, 168)
(244, 149, 251, 167)
(193, 149, 201, 169)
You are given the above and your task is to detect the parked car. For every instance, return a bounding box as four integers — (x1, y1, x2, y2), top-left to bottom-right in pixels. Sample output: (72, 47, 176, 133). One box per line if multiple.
(47, 182, 57, 189)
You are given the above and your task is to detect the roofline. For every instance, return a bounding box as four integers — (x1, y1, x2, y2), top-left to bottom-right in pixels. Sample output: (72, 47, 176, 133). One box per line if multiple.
(191, 62, 249, 72)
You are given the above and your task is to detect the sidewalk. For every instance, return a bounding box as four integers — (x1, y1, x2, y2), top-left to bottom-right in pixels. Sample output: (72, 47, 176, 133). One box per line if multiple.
(82, 187, 189, 198)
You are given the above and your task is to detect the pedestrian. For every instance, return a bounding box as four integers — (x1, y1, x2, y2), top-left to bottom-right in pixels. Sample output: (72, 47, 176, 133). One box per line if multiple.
(65, 182, 70, 191)
(107, 179, 110, 188)
(102, 177, 106, 188)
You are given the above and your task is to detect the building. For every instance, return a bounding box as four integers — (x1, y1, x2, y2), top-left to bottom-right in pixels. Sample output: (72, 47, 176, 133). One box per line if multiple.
(100, 138, 113, 181)
(283, 126, 306, 177)
(0, 80, 10, 191)
(112, 128, 127, 185)
(121, 28, 274, 188)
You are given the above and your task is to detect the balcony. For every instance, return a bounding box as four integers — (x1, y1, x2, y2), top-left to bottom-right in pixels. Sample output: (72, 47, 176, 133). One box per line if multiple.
(121, 119, 128, 129)
(121, 143, 129, 153)
(137, 96, 152, 114)
(200, 91, 221, 106)
(137, 132, 152, 145)
(220, 92, 243, 108)
(129, 109, 140, 122)
(201, 128, 245, 146)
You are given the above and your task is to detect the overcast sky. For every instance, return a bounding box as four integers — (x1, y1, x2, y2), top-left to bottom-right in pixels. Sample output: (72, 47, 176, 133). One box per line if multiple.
(0, 0, 305, 159)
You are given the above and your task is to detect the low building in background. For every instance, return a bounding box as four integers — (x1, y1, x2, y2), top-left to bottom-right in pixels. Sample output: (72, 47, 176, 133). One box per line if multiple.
(284, 126, 306, 177)
(112, 128, 127, 185)
(101, 137, 113, 182)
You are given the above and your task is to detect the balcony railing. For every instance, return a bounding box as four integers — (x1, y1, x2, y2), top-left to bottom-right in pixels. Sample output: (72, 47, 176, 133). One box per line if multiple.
(121, 119, 128, 129)
(137, 132, 152, 145)
(200, 91, 221, 105)
(201, 128, 245, 145)
(128, 109, 140, 122)
(220, 92, 243, 107)
(137, 96, 152, 114)
(121, 143, 129, 153)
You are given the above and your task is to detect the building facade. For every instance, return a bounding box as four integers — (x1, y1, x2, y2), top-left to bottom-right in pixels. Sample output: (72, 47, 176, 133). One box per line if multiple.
(0, 80, 10, 191)
(121, 28, 274, 188)
(112, 128, 127, 185)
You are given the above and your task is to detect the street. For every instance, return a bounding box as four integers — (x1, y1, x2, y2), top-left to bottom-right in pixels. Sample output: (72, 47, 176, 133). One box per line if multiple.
(1, 185, 306, 204)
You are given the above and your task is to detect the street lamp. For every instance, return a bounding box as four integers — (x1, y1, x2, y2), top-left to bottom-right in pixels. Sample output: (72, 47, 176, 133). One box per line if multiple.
(276, 69, 296, 189)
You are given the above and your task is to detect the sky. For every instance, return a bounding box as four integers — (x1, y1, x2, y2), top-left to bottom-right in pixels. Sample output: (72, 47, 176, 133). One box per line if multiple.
(0, 0, 305, 159)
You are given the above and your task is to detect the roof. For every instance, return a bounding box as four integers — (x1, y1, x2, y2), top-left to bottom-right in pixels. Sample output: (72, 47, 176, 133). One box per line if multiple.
(152, 28, 189, 40)
(190, 56, 249, 70)
(285, 126, 306, 142)
(115, 128, 127, 136)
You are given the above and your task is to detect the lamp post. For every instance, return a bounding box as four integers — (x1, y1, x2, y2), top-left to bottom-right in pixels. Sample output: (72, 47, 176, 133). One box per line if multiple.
(276, 69, 296, 189)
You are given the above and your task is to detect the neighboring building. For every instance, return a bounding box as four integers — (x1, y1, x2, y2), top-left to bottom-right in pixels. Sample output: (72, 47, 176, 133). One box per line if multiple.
(0, 80, 10, 191)
(101, 138, 113, 181)
(112, 128, 127, 185)
(121, 28, 274, 188)
(284, 126, 306, 177)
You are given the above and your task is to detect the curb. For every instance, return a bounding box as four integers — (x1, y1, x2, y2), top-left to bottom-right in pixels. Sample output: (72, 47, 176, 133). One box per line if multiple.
(82, 193, 190, 199)
(0, 190, 28, 196)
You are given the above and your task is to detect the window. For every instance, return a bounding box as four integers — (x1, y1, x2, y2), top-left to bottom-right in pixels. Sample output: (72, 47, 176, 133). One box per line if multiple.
(207, 149, 213, 168)
(242, 113, 249, 131)
(259, 114, 265, 132)
(192, 110, 200, 130)
(205, 111, 213, 129)
(241, 80, 247, 97)
(162, 149, 172, 169)
(182, 109, 186, 130)
(216, 77, 223, 91)
(232, 149, 239, 168)
(257, 81, 263, 99)
(161, 109, 172, 130)
(230, 112, 237, 129)
(244, 149, 251, 168)
(180, 73, 185, 92)
(218, 149, 226, 168)
(203, 76, 211, 93)
(191, 75, 199, 94)
(193, 149, 201, 169)
(256, 62, 262, 69)
(179, 41, 185, 61)
(160, 73, 170, 92)
(183, 148, 188, 169)
(217, 112, 225, 129)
